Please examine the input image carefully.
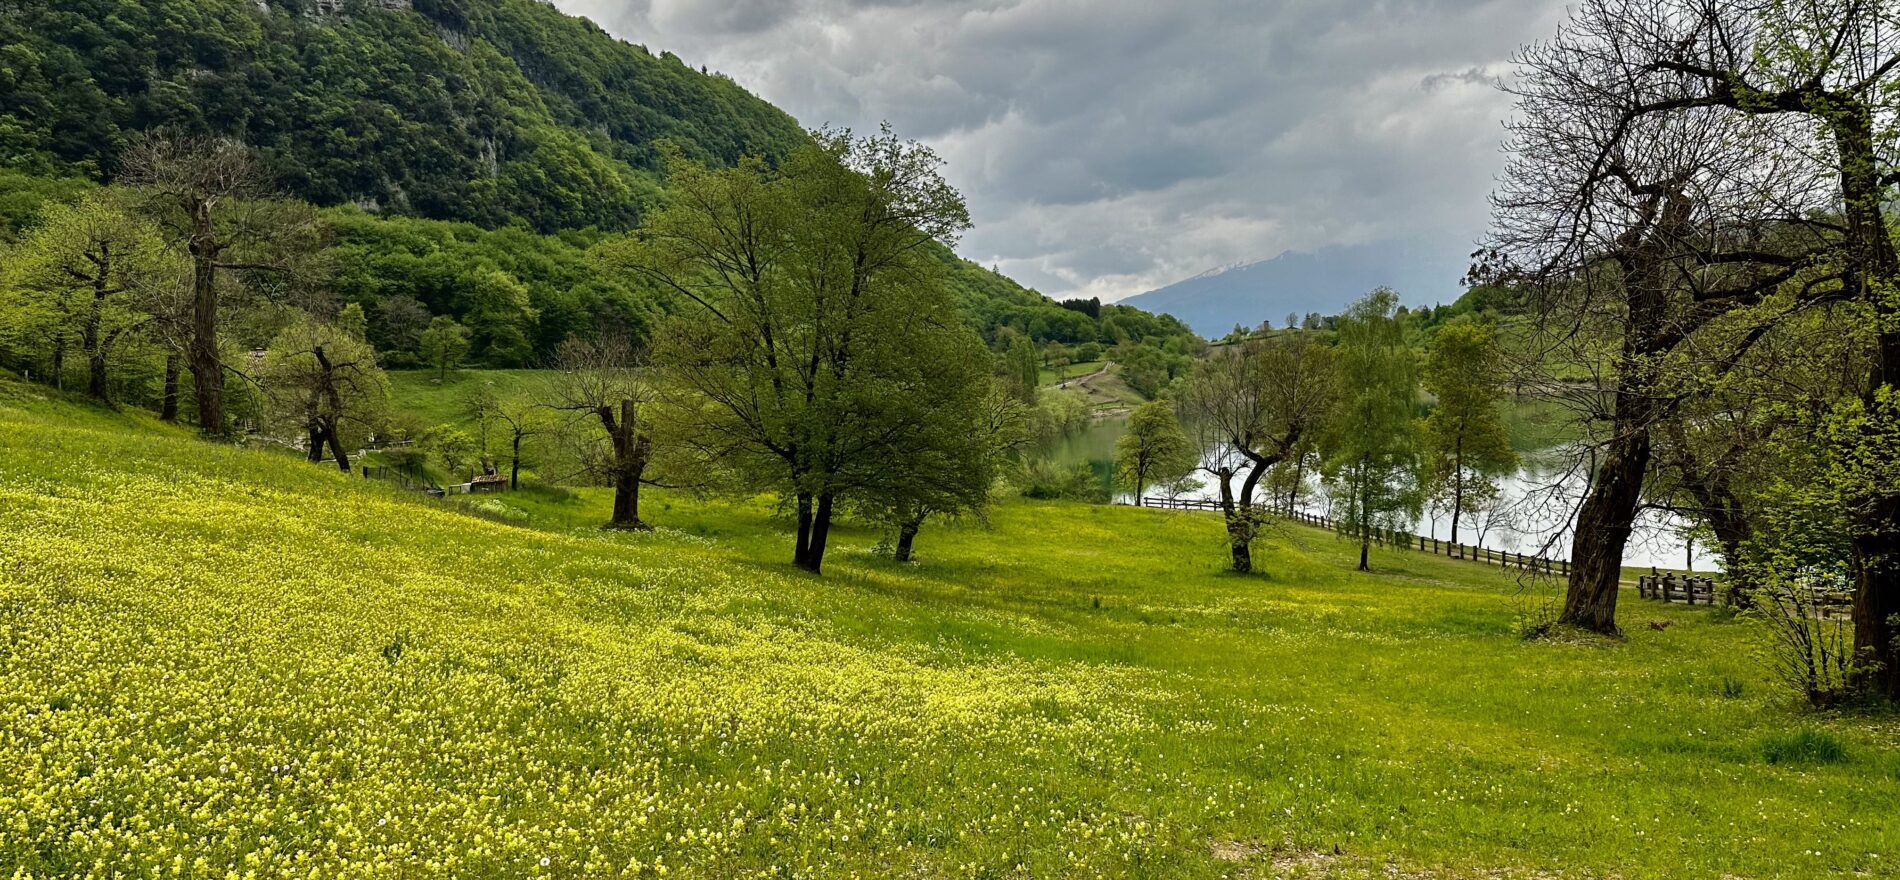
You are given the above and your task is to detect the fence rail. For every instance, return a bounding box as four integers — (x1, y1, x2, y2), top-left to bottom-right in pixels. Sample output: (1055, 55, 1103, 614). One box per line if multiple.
(1636, 571, 1719, 605)
(1131, 496, 1571, 577)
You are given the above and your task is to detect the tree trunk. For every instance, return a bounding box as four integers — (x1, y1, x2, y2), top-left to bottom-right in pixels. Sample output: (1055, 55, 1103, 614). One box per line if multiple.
(50, 328, 66, 391)
(605, 400, 649, 531)
(326, 419, 351, 472)
(894, 517, 921, 563)
(187, 227, 226, 437)
(1216, 468, 1253, 573)
(161, 353, 181, 422)
(1359, 536, 1370, 572)
(1449, 470, 1464, 546)
(1831, 108, 1900, 702)
(800, 493, 835, 574)
(306, 417, 325, 463)
(510, 433, 522, 489)
(1559, 428, 1650, 633)
(794, 492, 815, 568)
(83, 281, 109, 404)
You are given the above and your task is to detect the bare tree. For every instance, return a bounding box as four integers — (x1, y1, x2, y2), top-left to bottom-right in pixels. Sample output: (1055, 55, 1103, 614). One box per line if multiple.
(1484, 0, 1845, 633)
(549, 335, 657, 531)
(121, 134, 324, 436)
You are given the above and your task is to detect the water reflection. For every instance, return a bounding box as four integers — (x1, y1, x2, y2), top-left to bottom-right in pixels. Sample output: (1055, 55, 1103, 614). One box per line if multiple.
(1034, 411, 1718, 572)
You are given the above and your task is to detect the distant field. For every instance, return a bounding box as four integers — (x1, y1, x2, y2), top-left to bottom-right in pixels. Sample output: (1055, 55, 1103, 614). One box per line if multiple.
(385, 369, 551, 431)
(2, 379, 1896, 879)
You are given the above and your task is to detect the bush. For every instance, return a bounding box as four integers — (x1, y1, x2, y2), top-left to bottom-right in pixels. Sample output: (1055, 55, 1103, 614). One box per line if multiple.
(1018, 459, 1109, 503)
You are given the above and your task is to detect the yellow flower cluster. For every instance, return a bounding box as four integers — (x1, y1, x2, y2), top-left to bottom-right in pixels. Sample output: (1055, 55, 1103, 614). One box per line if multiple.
(0, 403, 1176, 878)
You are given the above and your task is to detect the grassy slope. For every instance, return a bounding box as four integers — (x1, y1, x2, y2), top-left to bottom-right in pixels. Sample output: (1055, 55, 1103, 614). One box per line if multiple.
(385, 369, 552, 430)
(1, 381, 1897, 879)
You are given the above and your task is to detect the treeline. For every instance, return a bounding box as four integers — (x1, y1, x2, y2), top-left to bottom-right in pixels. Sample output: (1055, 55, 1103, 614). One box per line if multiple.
(0, 0, 803, 231)
(1113, 290, 1516, 574)
(0, 128, 1189, 577)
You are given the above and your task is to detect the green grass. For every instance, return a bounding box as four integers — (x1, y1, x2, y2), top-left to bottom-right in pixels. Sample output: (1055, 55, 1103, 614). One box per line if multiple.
(385, 368, 550, 431)
(1, 378, 1897, 878)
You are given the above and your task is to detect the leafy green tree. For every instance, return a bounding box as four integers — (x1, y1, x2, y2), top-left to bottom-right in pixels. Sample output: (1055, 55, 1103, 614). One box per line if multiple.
(1419, 319, 1517, 544)
(261, 315, 390, 472)
(620, 128, 982, 574)
(418, 316, 471, 381)
(1323, 289, 1421, 572)
(422, 424, 478, 482)
(1005, 335, 1041, 402)
(858, 370, 1025, 564)
(1116, 400, 1196, 506)
(2, 190, 172, 403)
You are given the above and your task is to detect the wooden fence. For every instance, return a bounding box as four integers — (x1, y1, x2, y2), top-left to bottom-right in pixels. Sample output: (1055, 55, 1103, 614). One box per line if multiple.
(1636, 570, 1720, 605)
(1132, 496, 1571, 576)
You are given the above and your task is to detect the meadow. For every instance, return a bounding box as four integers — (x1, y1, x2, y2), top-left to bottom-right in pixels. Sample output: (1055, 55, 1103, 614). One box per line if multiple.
(1, 378, 1896, 879)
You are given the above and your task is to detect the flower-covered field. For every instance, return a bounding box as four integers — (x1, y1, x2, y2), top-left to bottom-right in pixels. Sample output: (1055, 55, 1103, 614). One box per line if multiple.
(1, 379, 1896, 879)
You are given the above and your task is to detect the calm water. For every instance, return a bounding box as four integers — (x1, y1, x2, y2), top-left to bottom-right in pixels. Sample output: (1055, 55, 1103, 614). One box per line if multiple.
(1037, 408, 1718, 572)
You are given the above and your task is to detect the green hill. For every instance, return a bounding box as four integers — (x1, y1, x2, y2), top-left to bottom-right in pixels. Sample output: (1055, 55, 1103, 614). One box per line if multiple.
(2, 378, 1895, 878)
(0, 0, 804, 231)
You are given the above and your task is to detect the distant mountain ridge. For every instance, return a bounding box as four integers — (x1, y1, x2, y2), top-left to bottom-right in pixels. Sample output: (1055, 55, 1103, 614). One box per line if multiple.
(1120, 241, 1471, 335)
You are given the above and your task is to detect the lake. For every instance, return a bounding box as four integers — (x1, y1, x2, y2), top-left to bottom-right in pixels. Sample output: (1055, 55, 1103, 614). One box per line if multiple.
(1036, 403, 1719, 572)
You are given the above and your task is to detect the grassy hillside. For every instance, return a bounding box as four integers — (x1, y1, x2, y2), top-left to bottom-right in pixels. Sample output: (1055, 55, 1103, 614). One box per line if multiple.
(1, 380, 1896, 878)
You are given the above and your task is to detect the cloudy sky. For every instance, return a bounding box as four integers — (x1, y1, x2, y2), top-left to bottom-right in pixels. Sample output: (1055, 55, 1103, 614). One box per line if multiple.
(552, 0, 1572, 301)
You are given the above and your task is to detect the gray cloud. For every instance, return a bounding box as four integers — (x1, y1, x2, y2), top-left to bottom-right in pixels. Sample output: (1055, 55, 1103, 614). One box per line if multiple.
(554, 0, 1570, 300)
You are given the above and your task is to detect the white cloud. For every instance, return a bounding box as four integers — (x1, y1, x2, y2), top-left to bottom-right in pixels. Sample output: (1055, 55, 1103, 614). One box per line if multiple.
(553, 0, 1570, 300)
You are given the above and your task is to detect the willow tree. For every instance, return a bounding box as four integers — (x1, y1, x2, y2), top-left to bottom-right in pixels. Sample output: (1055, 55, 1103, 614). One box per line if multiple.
(1179, 333, 1337, 573)
(1420, 319, 1517, 544)
(615, 128, 984, 574)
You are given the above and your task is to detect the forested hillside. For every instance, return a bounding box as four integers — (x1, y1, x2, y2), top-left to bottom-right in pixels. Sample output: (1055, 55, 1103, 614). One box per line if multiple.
(0, 0, 803, 230)
(0, 0, 1199, 370)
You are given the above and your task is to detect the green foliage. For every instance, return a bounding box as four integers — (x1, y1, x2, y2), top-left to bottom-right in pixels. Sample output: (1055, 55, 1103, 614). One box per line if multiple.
(1115, 399, 1195, 502)
(0, 0, 805, 232)
(260, 313, 392, 456)
(1419, 318, 1517, 542)
(417, 315, 472, 380)
(1324, 288, 1422, 568)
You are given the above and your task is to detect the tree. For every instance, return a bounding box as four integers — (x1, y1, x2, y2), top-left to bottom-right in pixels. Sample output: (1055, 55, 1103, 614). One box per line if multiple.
(1483, 0, 1838, 634)
(122, 135, 322, 437)
(1005, 335, 1041, 402)
(1613, 0, 1900, 700)
(3, 190, 172, 404)
(260, 314, 390, 472)
(1323, 289, 1420, 572)
(860, 375, 1026, 564)
(619, 127, 979, 574)
(1419, 319, 1518, 544)
(492, 395, 552, 490)
(1116, 400, 1195, 506)
(1179, 334, 1337, 573)
(419, 316, 471, 382)
(548, 335, 658, 531)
